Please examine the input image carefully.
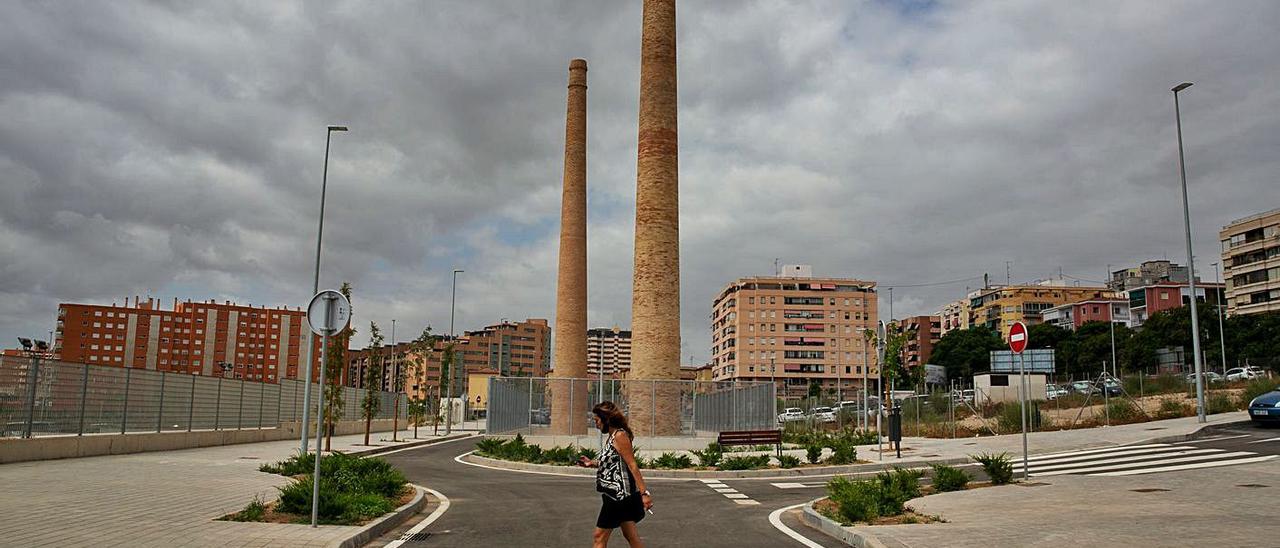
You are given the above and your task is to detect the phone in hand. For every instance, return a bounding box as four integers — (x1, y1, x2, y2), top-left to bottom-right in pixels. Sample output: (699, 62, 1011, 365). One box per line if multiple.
(577, 456, 591, 467)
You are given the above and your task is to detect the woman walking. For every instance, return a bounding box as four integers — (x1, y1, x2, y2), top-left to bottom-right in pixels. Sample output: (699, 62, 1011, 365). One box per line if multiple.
(578, 401, 652, 547)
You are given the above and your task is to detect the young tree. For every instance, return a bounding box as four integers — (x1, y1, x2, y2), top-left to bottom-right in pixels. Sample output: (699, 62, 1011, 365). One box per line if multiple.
(362, 321, 384, 446)
(930, 326, 1005, 382)
(323, 282, 354, 451)
(438, 342, 457, 430)
(404, 327, 436, 440)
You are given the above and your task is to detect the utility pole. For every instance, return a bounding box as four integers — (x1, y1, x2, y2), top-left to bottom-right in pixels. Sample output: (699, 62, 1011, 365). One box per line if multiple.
(1172, 81, 1206, 423)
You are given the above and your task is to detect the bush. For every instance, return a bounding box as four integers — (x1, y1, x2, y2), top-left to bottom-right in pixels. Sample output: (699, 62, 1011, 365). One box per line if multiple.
(260, 451, 315, 476)
(652, 452, 694, 469)
(229, 494, 267, 522)
(692, 442, 723, 468)
(824, 468, 924, 524)
(875, 468, 923, 515)
(996, 402, 1046, 433)
(805, 444, 823, 464)
(930, 464, 969, 492)
(1240, 378, 1280, 409)
(1156, 397, 1194, 419)
(1106, 399, 1141, 423)
(824, 440, 857, 465)
(971, 452, 1014, 485)
(778, 455, 801, 468)
(1207, 392, 1237, 414)
(719, 455, 771, 470)
(840, 429, 878, 446)
(268, 453, 408, 525)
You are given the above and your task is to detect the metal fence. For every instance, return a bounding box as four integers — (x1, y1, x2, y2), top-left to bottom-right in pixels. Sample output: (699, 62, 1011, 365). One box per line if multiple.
(0, 356, 406, 438)
(486, 377, 775, 436)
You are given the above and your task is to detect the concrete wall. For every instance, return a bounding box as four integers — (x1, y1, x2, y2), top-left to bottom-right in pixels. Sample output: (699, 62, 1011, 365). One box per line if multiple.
(0, 418, 402, 464)
(975, 373, 1048, 405)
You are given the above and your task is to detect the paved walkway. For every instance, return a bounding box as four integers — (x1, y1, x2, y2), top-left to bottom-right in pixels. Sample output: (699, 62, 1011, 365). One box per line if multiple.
(0, 428, 465, 547)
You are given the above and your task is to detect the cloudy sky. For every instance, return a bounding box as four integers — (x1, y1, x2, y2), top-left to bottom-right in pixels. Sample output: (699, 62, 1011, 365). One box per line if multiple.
(2, 0, 1278, 361)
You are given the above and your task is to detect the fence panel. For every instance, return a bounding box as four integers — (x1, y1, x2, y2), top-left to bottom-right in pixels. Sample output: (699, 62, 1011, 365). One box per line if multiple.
(160, 373, 194, 432)
(124, 369, 163, 433)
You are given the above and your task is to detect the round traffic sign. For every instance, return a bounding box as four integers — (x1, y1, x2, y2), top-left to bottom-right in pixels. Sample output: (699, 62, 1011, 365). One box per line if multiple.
(307, 290, 351, 336)
(1009, 321, 1028, 354)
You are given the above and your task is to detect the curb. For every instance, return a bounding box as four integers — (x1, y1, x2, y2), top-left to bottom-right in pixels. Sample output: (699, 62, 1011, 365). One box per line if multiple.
(1135, 414, 1249, 445)
(462, 452, 972, 479)
(327, 483, 429, 548)
(801, 498, 908, 548)
(345, 433, 474, 457)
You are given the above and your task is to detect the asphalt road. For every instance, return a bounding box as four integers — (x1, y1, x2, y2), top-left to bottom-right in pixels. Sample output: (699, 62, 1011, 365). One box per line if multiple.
(370, 438, 847, 547)
(1182, 420, 1280, 455)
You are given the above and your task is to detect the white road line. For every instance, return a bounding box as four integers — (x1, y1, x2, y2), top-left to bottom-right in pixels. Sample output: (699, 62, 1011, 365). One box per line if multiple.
(1181, 434, 1252, 443)
(1026, 444, 1170, 463)
(1030, 448, 1222, 472)
(771, 482, 811, 489)
(725, 493, 749, 499)
(373, 433, 478, 456)
(383, 485, 451, 548)
(1091, 454, 1277, 476)
(735, 500, 761, 505)
(451, 451, 689, 481)
(1027, 444, 1168, 462)
(1247, 437, 1280, 444)
(700, 479, 720, 484)
(768, 503, 826, 548)
(1029, 446, 1191, 467)
(1035, 451, 1256, 477)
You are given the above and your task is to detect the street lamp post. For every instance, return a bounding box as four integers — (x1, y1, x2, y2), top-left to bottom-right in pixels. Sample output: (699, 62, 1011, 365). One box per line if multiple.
(445, 269, 463, 434)
(1107, 265, 1118, 378)
(17, 338, 48, 439)
(1172, 82, 1206, 423)
(301, 124, 348, 454)
(1212, 262, 1227, 375)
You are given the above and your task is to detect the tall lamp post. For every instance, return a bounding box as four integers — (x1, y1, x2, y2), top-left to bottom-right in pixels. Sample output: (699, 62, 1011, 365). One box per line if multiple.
(1107, 265, 1118, 378)
(1212, 262, 1227, 375)
(1172, 82, 1206, 423)
(301, 124, 348, 454)
(445, 268, 464, 434)
(17, 338, 49, 439)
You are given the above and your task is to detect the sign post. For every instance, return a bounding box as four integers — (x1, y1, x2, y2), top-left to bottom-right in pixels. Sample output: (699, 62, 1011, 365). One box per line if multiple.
(1009, 321, 1029, 481)
(875, 320, 886, 462)
(306, 289, 351, 527)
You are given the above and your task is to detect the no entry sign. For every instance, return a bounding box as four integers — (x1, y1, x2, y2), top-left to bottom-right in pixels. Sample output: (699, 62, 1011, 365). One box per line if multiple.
(1009, 321, 1028, 354)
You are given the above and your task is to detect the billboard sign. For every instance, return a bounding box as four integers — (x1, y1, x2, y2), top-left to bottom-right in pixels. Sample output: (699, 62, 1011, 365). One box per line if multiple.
(990, 348, 1055, 373)
(924, 364, 946, 385)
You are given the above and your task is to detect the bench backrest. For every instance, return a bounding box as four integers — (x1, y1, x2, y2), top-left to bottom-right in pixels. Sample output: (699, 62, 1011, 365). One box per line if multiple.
(717, 430, 782, 446)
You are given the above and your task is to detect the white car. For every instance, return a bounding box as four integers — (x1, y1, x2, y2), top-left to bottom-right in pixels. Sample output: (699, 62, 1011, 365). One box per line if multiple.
(811, 407, 837, 423)
(777, 408, 805, 423)
(1225, 367, 1262, 382)
(1045, 384, 1068, 400)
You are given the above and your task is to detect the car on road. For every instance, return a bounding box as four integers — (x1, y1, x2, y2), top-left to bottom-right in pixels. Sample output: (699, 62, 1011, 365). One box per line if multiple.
(777, 407, 805, 423)
(1226, 367, 1263, 382)
(1045, 384, 1068, 400)
(1186, 371, 1224, 384)
(1248, 388, 1280, 425)
(1070, 380, 1096, 395)
(811, 406, 837, 423)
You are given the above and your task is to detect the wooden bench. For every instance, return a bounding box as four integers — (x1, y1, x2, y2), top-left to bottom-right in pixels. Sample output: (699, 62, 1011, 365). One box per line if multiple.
(717, 429, 783, 457)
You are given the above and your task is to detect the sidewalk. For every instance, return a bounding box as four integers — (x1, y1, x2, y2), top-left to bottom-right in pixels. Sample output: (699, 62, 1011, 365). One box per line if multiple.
(0, 428, 470, 547)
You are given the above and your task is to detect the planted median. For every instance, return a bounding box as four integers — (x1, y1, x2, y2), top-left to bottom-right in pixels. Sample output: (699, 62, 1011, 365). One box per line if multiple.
(222, 452, 413, 525)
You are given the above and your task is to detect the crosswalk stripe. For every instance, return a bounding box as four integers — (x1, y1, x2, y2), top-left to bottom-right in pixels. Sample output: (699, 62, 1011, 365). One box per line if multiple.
(1247, 437, 1280, 444)
(1033, 451, 1254, 477)
(699, 479, 720, 484)
(1030, 448, 1222, 472)
(770, 482, 813, 489)
(1090, 454, 1277, 476)
(1026, 444, 1168, 462)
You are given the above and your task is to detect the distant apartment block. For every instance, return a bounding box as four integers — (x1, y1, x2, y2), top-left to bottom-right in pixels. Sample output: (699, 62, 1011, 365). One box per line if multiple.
(1108, 260, 1190, 292)
(902, 315, 940, 368)
(1042, 298, 1131, 331)
(710, 266, 878, 397)
(967, 280, 1117, 338)
(1126, 281, 1224, 327)
(586, 327, 631, 378)
(1220, 208, 1280, 316)
(55, 297, 322, 383)
(937, 297, 970, 336)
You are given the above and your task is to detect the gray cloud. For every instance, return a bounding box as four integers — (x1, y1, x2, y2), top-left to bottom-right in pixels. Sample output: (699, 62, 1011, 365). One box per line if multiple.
(1, 1, 1277, 364)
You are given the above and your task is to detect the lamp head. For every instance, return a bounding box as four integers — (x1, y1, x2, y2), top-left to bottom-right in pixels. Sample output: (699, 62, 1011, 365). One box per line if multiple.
(327, 125, 349, 132)
(35, 340, 48, 351)
(18, 337, 32, 350)
(1172, 82, 1193, 93)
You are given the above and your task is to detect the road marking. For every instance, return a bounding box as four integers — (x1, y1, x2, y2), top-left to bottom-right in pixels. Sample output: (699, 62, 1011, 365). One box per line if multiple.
(1026, 444, 1168, 462)
(1091, 454, 1277, 476)
(1027, 445, 1187, 466)
(1182, 434, 1252, 443)
(699, 479, 720, 484)
(383, 485, 451, 548)
(1035, 451, 1254, 477)
(771, 482, 812, 489)
(768, 503, 826, 548)
(735, 500, 761, 505)
(451, 451, 689, 481)
(1031, 448, 1223, 472)
(725, 493, 749, 499)
(375, 433, 478, 456)
(1247, 436, 1280, 444)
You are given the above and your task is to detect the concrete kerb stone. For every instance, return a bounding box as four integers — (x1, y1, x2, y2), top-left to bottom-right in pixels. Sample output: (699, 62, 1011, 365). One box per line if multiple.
(343, 433, 474, 457)
(463, 452, 971, 480)
(327, 484, 428, 548)
(801, 498, 906, 548)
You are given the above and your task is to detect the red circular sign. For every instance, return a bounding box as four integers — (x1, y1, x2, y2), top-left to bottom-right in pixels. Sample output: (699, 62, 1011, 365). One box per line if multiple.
(1009, 322, 1028, 354)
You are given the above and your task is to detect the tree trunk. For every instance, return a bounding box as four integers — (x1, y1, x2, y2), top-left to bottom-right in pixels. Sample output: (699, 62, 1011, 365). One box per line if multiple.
(432, 386, 440, 436)
(392, 396, 400, 442)
(364, 414, 372, 446)
(324, 416, 332, 452)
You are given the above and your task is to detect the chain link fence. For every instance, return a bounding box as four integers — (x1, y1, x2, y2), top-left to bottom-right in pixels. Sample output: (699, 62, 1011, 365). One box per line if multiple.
(486, 377, 775, 436)
(0, 356, 406, 438)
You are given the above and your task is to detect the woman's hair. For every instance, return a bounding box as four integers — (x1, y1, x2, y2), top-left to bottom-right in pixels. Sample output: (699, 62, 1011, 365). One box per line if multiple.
(591, 401, 634, 440)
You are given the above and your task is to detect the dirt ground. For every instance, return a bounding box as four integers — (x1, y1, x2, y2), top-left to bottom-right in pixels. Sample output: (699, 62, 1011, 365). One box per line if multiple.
(953, 388, 1245, 432)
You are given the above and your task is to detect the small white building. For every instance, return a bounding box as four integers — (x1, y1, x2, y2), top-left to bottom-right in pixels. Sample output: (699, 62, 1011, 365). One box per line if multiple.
(974, 372, 1049, 405)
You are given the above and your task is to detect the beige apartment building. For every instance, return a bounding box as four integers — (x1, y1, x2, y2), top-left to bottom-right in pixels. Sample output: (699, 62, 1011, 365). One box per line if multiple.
(586, 327, 631, 378)
(1220, 208, 1280, 316)
(967, 280, 1116, 338)
(710, 266, 878, 398)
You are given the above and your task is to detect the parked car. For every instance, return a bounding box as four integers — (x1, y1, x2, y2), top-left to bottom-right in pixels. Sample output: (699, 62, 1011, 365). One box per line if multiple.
(952, 389, 974, 406)
(1226, 367, 1263, 382)
(1070, 380, 1096, 395)
(811, 407, 837, 423)
(1248, 388, 1280, 425)
(1045, 384, 1068, 400)
(1185, 371, 1224, 384)
(530, 408, 550, 425)
(1246, 366, 1269, 378)
(1096, 378, 1123, 397)
(777, 407, 805, 423)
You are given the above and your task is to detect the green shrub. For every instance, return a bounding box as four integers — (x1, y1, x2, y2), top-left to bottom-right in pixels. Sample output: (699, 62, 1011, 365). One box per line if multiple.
(826, 476, 881, 524)
(875, 468, 923, 515)
(269, 453, 408, 525)
(1156, 397, 1194, 419)
(229, 494, 267, 522)
(719, 455, 771, 470)
(996, 402, 1045, 433)
(578, 447, 598, 461)
(1106, 399, 1141, 423)
(824, 440, 858, 465)
(692, 442, 723, 468)
(805, 444, 823, 464)
(971, 452, 1014, 485)
(475, 438, 506, 456)
(930, 464, 969, 492)
(260, 451, 315, 476)
(652, 452, 694, 469)
(336, 492, 397, 523)
(1207, 392, 1237, 414)
(276, 476, 344, 518)
(778, 455, 801, 468)
(1240, 378, 1280, 409)
(840, 429, 878, 446)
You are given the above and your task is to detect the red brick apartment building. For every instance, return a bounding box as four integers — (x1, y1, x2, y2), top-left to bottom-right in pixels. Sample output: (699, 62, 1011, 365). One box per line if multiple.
(55, 297, 322, 383)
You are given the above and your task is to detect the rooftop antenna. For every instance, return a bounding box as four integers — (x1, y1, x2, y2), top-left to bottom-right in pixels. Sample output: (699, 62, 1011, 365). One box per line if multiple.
(1005, 261, 1012, 286)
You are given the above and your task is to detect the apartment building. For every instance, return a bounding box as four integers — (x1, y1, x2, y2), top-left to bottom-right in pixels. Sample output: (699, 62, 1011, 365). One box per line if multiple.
(1108, 260, 1190, 292)
(1126, 282, 1224, 327)
(1220, 208, 1280, 316)
(902, 315, 941, 368)
(1042, 298, 1132, 331)
(54, 297, 322, 383)
(586, 327, 632, 378)
(709, 266, 878, 397)
(937, 297, 971, 336)
(967, 280, 1116, 338)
